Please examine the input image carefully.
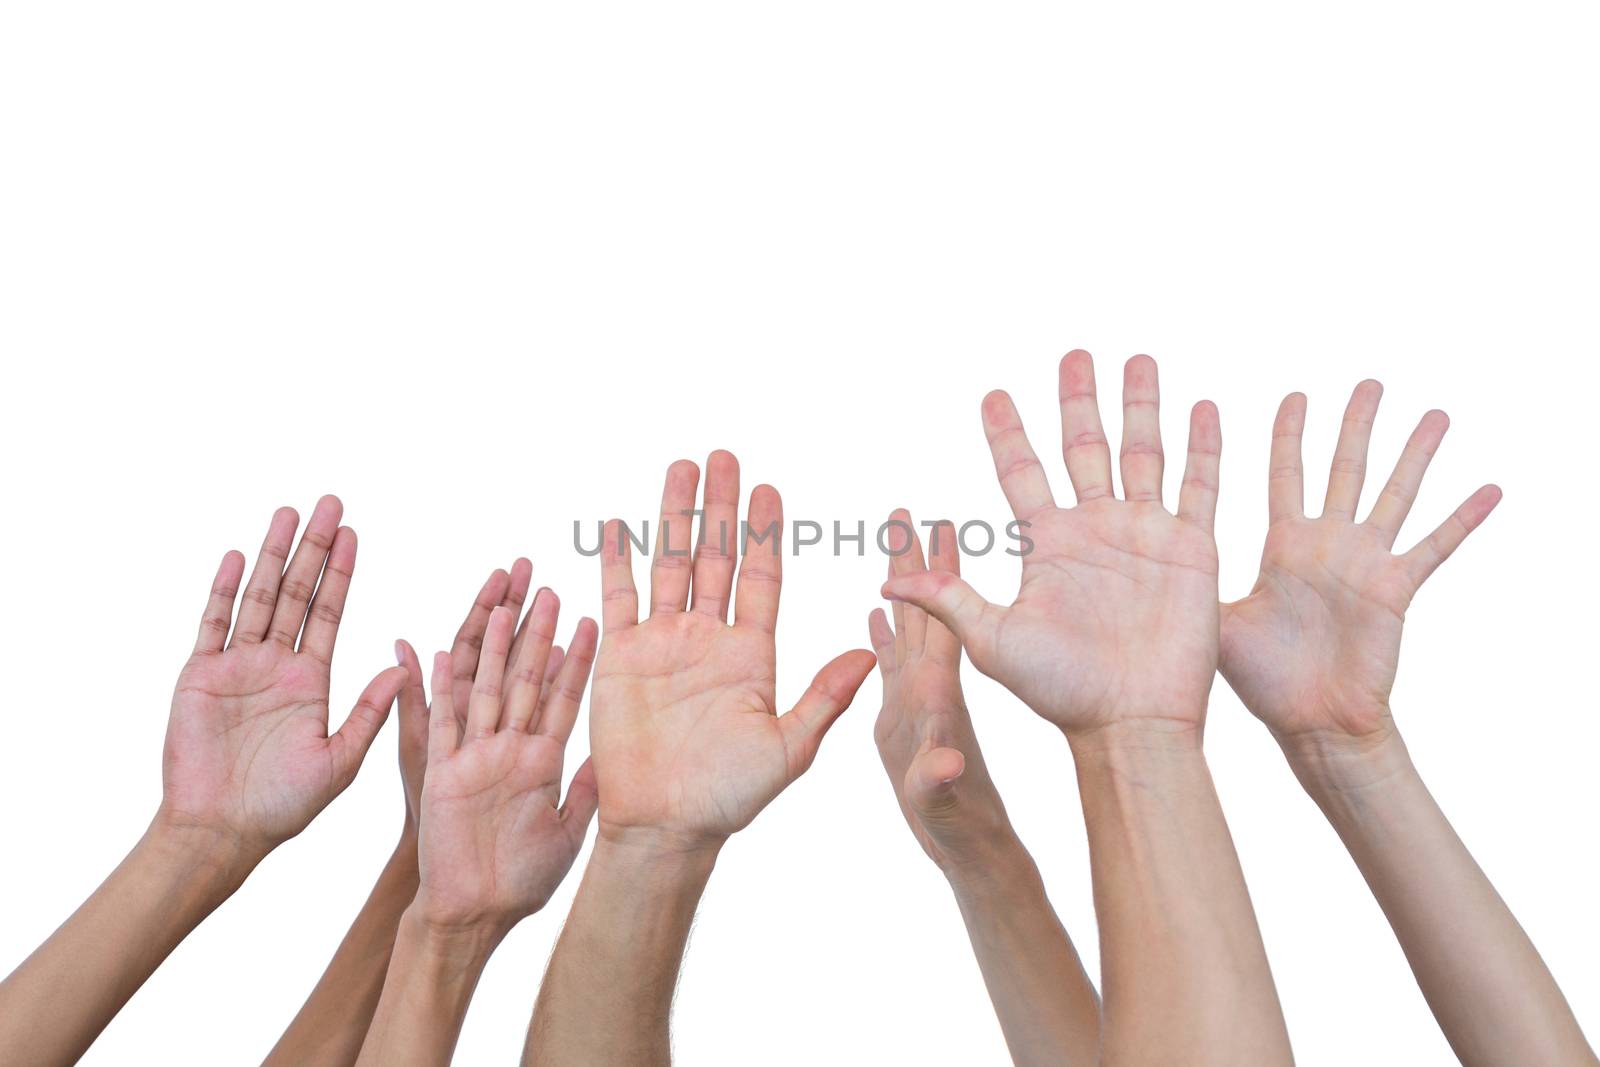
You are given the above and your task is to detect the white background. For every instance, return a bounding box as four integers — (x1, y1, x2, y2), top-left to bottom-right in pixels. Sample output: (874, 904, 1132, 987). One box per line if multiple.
(2, 3, 1596, 1064)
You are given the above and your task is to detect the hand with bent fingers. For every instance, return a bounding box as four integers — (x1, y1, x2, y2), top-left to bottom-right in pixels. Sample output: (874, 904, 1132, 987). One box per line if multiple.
(415, 596, 599, 931)
(1219, 382, 1502, 744)
(881, 351, 1223, 736)
(871, 511, 1103, 1066)
(163, 494, 409, 854)
(591, 450, 877, 846)
(870, 512, 1014, 870)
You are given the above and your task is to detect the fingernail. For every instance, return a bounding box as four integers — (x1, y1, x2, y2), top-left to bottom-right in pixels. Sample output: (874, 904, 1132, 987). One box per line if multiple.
(394, 640, 405, 666)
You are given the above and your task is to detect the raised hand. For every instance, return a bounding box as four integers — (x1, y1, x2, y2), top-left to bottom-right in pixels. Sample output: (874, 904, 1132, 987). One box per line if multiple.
(869, 512, 1013, 870)
(1218, 382, 1502, 744)
(414, 593, 599, 932)
(881, 351, 1222, 735)
(161, 495, 408, 856)
(589, 450, 877, 847)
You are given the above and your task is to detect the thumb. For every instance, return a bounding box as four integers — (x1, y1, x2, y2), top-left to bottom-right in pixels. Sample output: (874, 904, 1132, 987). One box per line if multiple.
(777, 649, 878, 780)
(329, 665, 408, 788)
(560, 756, 600, 845)
(904, 746, 966, 817)
(881, 570, 1002, 666)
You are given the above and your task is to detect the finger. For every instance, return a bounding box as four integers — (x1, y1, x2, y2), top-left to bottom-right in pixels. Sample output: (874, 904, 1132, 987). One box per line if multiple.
(466, 606, 515, 738)
(691, 450, 740, 620)
(299, 526, 357, 664)
(231, 506, 300, 644)
(776, 649, 878, 779)
(1176, 401, 1222, 532)
(537, 645, 566, 716)
(1366, 410, 1449, 546)
(734, 484, 784, 634)
(328, 664, 408, 790)
(1323, 380, 1383, 520)
(650, 459, 700, 616)
(559, 757, 600, 846)
(600, 519, 640, 634)
(535, 617, 599, 745)
(881, 570, 1004, 672)
(1268, 392, 1308, 524)
(867, 609, 896, 673)
(427, 651, 459, 765)
(922, 520, 964, 665)
(451, 568, 511, 714)
(395, 639, 429, 757)
(194, 551, 246, 655)
(885, 510, 927, 652)
(1058, 350, 1115, 503)
(1119, 355, 1165, 504)
(503, 588, 560, 732)
(502, 557, 536, 664)
(1402, 484, 1502, 586)
(904, 746, 966, 818)
(267, 494, 344, 647)
(982, 390, 1055, 520)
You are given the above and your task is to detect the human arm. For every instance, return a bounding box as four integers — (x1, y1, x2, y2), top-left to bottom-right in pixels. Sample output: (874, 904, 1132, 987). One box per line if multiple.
(527, 451, 876, 1066)
(356, 584, 600, 1067)
(0, 496, 408, 1066)
(1219, 383, 1595, 1065)
(264, 562, 535, 1066)
(883, 352, 1293, 1063)
(869, 511, 1099, 1065)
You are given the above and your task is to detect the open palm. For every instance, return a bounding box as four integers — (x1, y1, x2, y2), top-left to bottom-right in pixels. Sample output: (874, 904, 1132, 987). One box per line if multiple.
(1220, 383, 1501, 743)
(162, 497, 407, 854)
(884, 352, 1223, 735)
(415, 590, 599, 929)
(591, 452, 876, 846)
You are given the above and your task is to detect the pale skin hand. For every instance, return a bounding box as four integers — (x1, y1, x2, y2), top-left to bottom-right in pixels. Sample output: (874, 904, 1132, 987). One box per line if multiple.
(528, 452, 876, 1067)
(591, 450, 878, 847)
(869, 511, 1101, 1066)
(357, 578, 599, 1067)
(1219, 382, 1501, 743)
(264, 560, 541, 1067)
(884, 352, 1293, 1064)
(162, 495, 410, 853)
(0, 497, 407, 1067)
(880, 353, 1221, 735)
(1220, 383, 1596, 1066)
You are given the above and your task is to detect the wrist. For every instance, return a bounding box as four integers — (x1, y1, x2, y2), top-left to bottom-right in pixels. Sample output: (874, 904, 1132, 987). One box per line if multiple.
(397, 903, 507, 971)
(1279, 726, 1418, 801)
(1066, 716, 1206, 759)
(943, 830, 1044, 904)
(590, 824, 722, 894)
(143, 811, 264, 899)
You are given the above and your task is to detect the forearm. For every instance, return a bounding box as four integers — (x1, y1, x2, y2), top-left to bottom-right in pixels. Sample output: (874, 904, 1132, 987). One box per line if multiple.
(1285, 728, 1596, 1066)
(0, 817, 255, 1067)
(946, 837, 1101, 1066)
(527, 833, 719, 1067)
(355, 907, 501, 1067)
(265, 833, 421, 1067)
(1071, 725, 1291, 1065)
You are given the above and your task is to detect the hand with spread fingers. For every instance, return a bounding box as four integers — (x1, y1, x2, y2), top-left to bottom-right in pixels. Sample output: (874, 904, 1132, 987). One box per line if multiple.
(1219, 383, 1501, 744)
(357, 576, 599, 1067)
(528, 451, 877, 1067)
(870, 511, 1101, 1066)
(1220, 384, 1596, 1066)
(880, 352, 1221, 737)
(1, 497, 408, 1067)
(266, 560, 546, 1067)
(885, 353, 1292, 1065)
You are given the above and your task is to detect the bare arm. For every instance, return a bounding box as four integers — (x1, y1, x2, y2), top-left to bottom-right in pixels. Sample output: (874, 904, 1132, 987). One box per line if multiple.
(526, 453, 875, 1065)
(1221, 383, 1595, 1065)
(885, 352, 1292, 1063)
(869, 512, 1099, 1065)
(0, 497, 406, 1067)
